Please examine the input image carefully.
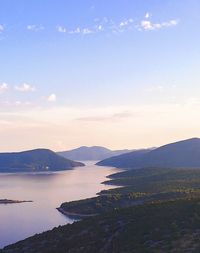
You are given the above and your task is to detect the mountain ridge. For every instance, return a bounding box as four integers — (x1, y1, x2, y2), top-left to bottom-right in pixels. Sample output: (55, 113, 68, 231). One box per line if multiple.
(97, 138, 200, 169)
(0, 148, 84, 172)
(58, 146, 131, 161)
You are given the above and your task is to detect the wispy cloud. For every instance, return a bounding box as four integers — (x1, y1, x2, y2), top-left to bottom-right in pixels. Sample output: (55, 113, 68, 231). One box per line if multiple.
(0, 99, 34, 114)
(65, 18, 134, 35)
(47, 93, 57, 102)
(77, 111, 133, 123)
(82, 28, 93, 34)
(119, 18, 134, 28)
(14, 101, 32, 106)
(139, 19, 178, 31)
(109, 18, 134, 33)
(145, 12, 150, 19)
(15, 83, 36, 92)
(0, 83, 9, 93)
(68, 27, 81, 34)
(0, 102, 199, 151)
(57, 25, 67, 33)
(0, 13, 180, 40)
(55, 14, 178, 36)
(106, 18, 134, 33)
(62, 26, 93, 35)
(27, 25, 44, 32)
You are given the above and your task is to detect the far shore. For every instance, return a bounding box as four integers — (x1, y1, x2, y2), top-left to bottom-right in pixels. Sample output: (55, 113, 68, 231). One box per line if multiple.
(0, 199, 33, 204)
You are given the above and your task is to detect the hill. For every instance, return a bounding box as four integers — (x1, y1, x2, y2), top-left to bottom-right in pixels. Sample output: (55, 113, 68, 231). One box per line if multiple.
(4, 164, 200, 253)
(0, 149, 84, 172)
(4, 165, 200, 252)
(97, 138, 200, 169)
(3, 199, 200, 253)
(58, 146, 131, 161)
(58, 166, 200, 217)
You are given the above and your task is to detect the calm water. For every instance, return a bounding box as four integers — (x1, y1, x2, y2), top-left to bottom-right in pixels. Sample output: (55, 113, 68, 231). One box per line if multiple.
(0, 161, 120, 248)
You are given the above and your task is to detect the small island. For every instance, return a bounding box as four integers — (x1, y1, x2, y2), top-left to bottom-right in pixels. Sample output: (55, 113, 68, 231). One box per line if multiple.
(0, 199, 33, 204)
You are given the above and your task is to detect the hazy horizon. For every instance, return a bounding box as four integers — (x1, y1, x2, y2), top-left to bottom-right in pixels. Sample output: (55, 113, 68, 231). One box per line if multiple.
(0, 0, 200, 152)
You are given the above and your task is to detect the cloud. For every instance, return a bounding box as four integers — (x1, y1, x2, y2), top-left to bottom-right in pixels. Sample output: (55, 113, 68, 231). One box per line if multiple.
(27, 25, 44, 31)
(59, 17, 134, 36)
(57, 26, 67, 33)
(47, 94, 57, 102)
(0, 15, 179, 39)
(0, 83, 9, 93)
(139, 19, 178, 31)
(14, 101, 31, 106)
(0, 100, 32, 109)
(110, 18, 134, 33)
(69, 27, 81, 34)
(64, 16, 178, 35)
(56, 25, 96, 35)
(56, 16, 178, 36)
(15, 83, 36, 92)
(0, 25, 4, 33)
(1, 103, 200, 152)
(82, 28, 93, 34)
(68, 27, 93, 35)
(145, 13, 150, 19)
(97, 25, 103, 31)
(77, 111, 133, 122)
(119, 18, 133, 28)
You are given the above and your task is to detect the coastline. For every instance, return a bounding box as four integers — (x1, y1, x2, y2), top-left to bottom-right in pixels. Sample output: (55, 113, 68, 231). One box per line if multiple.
(56, 207, 98, 219)
(0, 199, 33, 204)
(0, 162, 121, 248)
(56, 164, 123, 219)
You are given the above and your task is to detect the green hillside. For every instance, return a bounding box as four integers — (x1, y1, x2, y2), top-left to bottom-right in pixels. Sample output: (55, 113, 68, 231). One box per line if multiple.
(3, 166, 200, 252)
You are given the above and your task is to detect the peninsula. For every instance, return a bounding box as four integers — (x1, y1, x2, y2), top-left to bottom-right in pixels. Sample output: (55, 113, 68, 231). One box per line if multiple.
(0, 149, 84, 172)
(0, 199, 33, 204)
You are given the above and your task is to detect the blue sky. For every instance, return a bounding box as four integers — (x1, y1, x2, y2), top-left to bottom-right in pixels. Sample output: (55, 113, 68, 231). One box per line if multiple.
(0, 0, 200, 151)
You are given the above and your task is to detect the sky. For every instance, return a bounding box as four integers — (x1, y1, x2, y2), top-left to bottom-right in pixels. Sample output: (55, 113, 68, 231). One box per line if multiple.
(0, 0, 200, 152)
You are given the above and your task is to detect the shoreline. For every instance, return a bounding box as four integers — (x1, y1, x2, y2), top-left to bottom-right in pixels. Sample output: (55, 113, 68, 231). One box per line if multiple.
(57, 165, 123, 219)
(56, 207, 98, 219)
(0, 199, 33, 204)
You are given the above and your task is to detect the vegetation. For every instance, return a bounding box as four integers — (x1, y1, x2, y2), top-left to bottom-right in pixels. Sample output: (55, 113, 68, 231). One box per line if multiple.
(0, 199, 32, 204)
(0, 149, 84, 172)
(3, 198, 200, 253)
(97, 138, 200, 169)
(3, 166, 200, 252)
(59, 167, 200, 216)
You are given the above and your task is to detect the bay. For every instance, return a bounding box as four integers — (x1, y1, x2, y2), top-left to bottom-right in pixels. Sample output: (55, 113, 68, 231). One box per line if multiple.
(0, 161, 120, 248)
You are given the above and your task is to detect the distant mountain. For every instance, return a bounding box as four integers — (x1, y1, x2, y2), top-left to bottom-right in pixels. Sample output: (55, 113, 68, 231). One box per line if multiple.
(0, 149, 84, 172)
(97, 138, 200, 169)
(58, 146, 131, 161)
(96, 149, 152, 168)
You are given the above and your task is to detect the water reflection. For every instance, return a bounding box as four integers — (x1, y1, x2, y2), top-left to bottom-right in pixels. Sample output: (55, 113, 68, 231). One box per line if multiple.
(0, 161, 120, 248)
